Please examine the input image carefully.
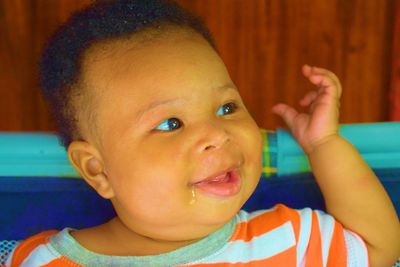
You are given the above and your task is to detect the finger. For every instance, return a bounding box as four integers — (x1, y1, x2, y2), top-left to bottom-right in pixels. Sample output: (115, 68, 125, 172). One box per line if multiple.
(309, 101, 318, 114)
(313, 75, 342, 100)
(300, 90, 318, 107)
(308, 73, 335, 88)
(303, 65, 342, 98)
(302, 64, 313, 78)
(305, 73, 342, 100)
(272, 103, 298, 130)
(303, 65, 339, 85)
(306, 65, 335, 77)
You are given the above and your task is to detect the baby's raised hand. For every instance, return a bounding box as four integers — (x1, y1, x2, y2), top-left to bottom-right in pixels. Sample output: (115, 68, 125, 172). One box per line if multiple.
(272, 65, 342, 154)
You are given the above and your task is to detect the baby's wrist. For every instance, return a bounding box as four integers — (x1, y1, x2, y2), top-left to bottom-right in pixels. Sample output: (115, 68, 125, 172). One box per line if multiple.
(303, 134, 341, 156)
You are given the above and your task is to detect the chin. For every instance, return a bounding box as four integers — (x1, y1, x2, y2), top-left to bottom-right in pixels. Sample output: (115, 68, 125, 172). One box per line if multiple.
(200, 196, 245, 225)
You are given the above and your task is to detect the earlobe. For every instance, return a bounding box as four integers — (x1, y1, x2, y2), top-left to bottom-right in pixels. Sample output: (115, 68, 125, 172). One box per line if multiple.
(68, 141, 115, 199)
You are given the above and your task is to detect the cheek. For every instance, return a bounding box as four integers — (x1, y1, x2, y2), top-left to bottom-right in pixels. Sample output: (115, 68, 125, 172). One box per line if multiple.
(235, 118, 262, 158)
(253, 134, 263, 174)
(106, 145, 190, 210)
(234, 118, 263, 182)
(111, 168, 190, 221)
(140, 134, 188, 164)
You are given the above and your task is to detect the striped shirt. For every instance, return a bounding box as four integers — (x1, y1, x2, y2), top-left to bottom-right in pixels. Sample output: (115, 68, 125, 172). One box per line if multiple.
(5, 204, 368, 266)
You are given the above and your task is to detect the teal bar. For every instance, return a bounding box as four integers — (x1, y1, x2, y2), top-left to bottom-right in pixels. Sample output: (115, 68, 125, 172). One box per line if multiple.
(0, 133, 80, 177)
(276, 122, 400, 176)
(0, 122, 399, 178)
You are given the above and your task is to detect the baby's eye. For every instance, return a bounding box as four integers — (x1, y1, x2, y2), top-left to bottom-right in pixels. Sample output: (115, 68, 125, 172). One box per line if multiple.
(216, 102, 238, 116)
(155, 118, 182, 131)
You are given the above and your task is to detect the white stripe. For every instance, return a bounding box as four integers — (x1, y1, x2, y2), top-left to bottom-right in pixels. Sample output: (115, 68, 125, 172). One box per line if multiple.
(236, 207, 277, 224)
(344, 230, 369, 267)
(192, 221, 296, 264)
(315, 210, 335, 267)
(295, 208, 312, 267)
(20, 244, 59, 267)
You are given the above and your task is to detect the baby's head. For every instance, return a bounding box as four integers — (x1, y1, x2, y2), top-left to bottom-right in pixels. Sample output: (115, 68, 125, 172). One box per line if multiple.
(40, 0, 263, 242)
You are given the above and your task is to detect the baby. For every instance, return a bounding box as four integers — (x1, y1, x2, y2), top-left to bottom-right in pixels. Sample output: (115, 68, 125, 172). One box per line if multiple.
(6, 0, 400, 266)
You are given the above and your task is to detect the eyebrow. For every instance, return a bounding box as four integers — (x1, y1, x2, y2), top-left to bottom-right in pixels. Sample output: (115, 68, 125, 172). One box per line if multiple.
(136, 83, 237, 122)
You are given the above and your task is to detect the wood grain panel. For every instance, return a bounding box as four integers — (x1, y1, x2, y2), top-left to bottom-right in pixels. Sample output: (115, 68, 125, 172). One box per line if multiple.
(0, 0, 34, 130)
(390, 0, 400, 121)
(177, 0, 394, 129)
(0, 0, 395, 132)
(0, 0, 91, 131)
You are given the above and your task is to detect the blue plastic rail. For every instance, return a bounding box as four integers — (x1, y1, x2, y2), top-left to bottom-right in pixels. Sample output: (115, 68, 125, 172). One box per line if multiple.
(0, 122, 399, 178)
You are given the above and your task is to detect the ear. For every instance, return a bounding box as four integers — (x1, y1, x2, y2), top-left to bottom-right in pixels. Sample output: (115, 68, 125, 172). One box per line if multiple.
(68, 141, 114, 199)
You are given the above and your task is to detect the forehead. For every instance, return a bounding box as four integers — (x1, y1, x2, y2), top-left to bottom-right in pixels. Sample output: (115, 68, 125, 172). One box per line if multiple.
(81, 27, 215, 89)
(79, 28, 231, 141)
(82, 29, 222, 87)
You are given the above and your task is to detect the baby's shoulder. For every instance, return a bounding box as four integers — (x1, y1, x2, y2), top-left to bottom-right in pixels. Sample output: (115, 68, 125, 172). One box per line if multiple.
(4, 229, 76, 267)
(235, 204, 338, 242)
(231, 205, 365, 266)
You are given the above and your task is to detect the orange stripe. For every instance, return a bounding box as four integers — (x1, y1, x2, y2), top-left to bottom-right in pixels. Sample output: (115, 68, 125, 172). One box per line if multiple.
(326, 222, 347, 267)
(230, 204, 300, 243)
(10, 230, 58, 267)
(40, 256, 82, 267)
(182, 246, 297, 267)
(304, 212, 323, 267)
(40, 258, 65, 267)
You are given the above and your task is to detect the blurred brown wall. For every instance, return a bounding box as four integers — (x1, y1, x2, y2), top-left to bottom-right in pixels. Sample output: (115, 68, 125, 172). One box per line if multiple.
(0, 0, 396, 132)
(390, 0, 400, 120)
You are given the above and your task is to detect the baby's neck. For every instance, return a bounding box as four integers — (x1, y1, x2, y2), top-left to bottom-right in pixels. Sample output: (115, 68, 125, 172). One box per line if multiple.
(70, 217, 201, 256)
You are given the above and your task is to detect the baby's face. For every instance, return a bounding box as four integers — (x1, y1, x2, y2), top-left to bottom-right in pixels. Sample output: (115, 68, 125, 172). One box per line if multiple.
(81, 29, 262, 241)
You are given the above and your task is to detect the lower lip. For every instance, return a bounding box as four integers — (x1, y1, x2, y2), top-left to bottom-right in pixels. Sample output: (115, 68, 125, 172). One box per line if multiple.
(193, 169, 241, 199)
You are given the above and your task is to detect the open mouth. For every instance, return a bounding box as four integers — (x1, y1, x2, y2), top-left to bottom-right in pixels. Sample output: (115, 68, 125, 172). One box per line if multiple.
(192, 168, 241, 198)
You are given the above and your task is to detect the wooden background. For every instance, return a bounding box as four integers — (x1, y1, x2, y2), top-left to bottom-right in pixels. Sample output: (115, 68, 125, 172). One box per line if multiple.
(0, 0, 398, 133)
(390, 0, 400, 120)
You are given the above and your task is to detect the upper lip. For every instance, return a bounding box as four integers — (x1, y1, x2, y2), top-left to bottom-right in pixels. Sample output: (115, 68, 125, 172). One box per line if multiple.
(191, 164, 240, 185)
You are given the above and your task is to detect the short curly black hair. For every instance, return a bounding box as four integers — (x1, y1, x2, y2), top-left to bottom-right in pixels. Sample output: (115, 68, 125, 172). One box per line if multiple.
(40, 0, 216, 149)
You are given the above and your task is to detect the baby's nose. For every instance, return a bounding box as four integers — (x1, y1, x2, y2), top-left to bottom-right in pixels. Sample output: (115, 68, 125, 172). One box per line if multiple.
(195, 123, 230, 153)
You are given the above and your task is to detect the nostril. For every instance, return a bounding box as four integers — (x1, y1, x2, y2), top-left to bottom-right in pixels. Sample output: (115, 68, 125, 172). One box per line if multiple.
(203, 137, 230, 151)
(204, 144, 215, 151)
